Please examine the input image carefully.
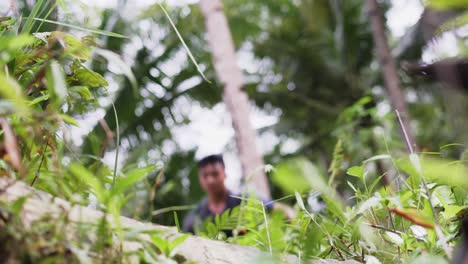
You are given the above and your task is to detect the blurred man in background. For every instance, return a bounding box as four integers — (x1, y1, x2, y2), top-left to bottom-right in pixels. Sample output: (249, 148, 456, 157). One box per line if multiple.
(183, 154, 279, 236)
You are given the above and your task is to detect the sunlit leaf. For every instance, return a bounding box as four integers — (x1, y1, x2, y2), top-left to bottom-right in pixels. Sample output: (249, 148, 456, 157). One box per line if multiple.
(111, 165, 155, 196)
(385, 231, 404, 246)
(272, 157, 327, 194)
(397, 156, 468, 189)
(46, 60, 67, 105)
(426, 0, 468, 9)
(70, 62, 108, 88)
(0, 72, 28, 112)
(59, 114, 79, 126)
(94, 48, 138, 95)
(347, 165, 364, 178)
(69, 163, 106, 203)
(169, 234, 189, 257)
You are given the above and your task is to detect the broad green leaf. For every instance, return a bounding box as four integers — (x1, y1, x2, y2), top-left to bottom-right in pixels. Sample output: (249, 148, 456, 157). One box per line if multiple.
(59, 114, 78, 126)
(151, 235, 169, 256)
(397, 156, 468, 189)
(70, 62, 108, 88)
(0, 72, 28, 112)
(27, 94, 49, 105)
(169, 234, 189, 257)
(69, 86, 92, 99)
(0, 34, 35, 51)
(346, 165, 364, 178)
(111, 165, 155, 196)
(46, 60, 67, 105)
(272, 157, 327, 194)
(94, 48, 138, 95)
(385, 231, 403, 246)
(427, 0, 468, 9)
(9, 196, 28, 215)
(69, 163, 106, 203)
(49, 32, 92, 60)
(438, 11, 468, 33)
(445, 205, 466, 220)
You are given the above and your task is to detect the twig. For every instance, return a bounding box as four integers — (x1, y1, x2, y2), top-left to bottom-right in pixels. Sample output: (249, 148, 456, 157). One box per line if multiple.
(0, 118, 23, 176)
(395, 110, 451, 257)
(395, 111, 414, 154)
(364, 222, 425, 242)
(31, 141, 48, 186)
(98, 118, 114, 158)
(387, 209, 401, 260)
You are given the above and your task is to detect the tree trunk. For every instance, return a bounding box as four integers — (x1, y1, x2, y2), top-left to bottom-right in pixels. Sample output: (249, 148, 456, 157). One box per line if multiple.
(199, 0, 271, 199)
(367, 0, 416, 151)
(7, 0, 18, 18)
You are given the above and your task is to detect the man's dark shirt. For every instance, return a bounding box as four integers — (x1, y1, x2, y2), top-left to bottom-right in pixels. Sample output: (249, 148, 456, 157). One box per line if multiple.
(182, 191, 272, 236)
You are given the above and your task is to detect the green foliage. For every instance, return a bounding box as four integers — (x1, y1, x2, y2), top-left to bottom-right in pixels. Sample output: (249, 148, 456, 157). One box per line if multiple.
(1, 1, 467, 263)
(0, 4, 185, 263)
(195, 144, 467, 263)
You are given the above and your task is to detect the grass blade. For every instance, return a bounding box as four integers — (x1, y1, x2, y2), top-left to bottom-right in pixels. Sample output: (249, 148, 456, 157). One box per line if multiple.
(158, 3, 210, 82)
(31, 18, 128, 38)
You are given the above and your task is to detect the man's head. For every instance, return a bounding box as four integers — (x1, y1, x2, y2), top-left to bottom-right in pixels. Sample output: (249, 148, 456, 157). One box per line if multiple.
(198, 154, 226, 196)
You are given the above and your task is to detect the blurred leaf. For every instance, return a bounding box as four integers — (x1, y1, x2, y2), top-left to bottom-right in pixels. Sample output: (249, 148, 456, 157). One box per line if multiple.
(111, 165, 155, 196)
(295, 191, 306, 211)
(397, 156, 468, 189)
(390, 208, 435, 229)
(59, 114, 78, 126)
(427, 0, 468, 9)
(0, 118, 22, 173)
(272, 157, 327, 194)
(31, 18, 128, 38)
(69, 163, 106, 203)
(46, 60, 67, 105)
(21, 0, 46, 34)
(94, 48, 138, 95)
(438, 11, 468, 33)
(169, 234, 189, 257)
(385, 231, 404, 246)
(50, 32, 92, 60)
(0, 34, 35, 51)
(70, 62, 108, 88)
(347, 165, 364, 178)
(0, 72, 28, 112)
(151, 235, 169, 256)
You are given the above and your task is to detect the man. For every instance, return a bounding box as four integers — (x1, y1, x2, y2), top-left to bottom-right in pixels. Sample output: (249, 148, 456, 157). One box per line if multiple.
(182, 154, 273, 235)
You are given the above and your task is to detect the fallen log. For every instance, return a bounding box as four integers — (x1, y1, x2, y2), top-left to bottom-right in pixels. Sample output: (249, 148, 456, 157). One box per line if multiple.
(0, 179, 358, 264)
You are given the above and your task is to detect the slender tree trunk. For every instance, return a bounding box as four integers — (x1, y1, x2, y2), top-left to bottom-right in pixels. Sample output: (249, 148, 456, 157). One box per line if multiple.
(199, 0, 271, 199)
(8, 0, 18, 18)
(367, 0, 416, 151)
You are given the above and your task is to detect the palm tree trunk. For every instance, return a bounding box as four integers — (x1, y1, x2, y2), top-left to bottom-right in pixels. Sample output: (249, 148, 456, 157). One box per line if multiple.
(8, 0, 18, 17)
(367, 0, 416, 151)
(199, 0, 271, 199)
